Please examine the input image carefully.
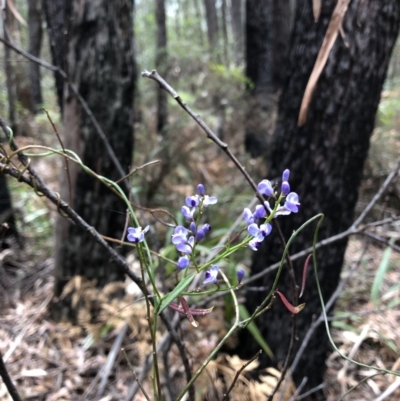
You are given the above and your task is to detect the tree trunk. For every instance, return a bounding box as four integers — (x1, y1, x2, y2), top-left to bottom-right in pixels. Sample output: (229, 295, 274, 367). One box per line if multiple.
(156, 0, 168, 135)
(221, 0, 229, 65)
(42, 0, 71, 114)
(28, 0, 43, 114)
(54, 0, 136, 307)
(271, 0, 291, 93)
(3, 2, 17, 133)
(193, 0, 205, 47)
(244, 0, 272, 157)
(204, 0, 219, 52)
(238, 0, 400, 396)
(230, 0, 243, 65)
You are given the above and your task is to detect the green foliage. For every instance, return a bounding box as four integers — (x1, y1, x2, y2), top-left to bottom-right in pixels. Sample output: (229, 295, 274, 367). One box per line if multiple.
(370, 241, 394, 304)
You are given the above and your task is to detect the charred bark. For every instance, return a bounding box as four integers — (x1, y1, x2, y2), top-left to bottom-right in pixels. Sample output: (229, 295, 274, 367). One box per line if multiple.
(28, 0, 43, 113)
(244, 0, 272, 157)
(54, 0, 135, 305)
(42, 0, 71, 114)
(156, 0, 168, 135)
(239, 0, 400, 397)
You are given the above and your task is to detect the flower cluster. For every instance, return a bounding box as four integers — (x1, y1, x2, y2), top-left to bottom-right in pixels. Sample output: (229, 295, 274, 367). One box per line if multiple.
(172, 184, 220, 285)
(243, 169, 300, 251)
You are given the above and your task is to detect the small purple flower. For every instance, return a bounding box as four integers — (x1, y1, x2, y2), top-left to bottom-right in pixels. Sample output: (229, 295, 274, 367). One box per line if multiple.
(247, 222, 272, 240)
(197, 184, 205, 195)
(195, 228, 205, 241)
(172, 226, 188, 244)
(189, 221, 197, 234)
(177, 256, 190, 270)
(257, 179, 274, 197)
(282, 169, 290, 182)
(203, 265, 219, 285)
(177, 236, 194, 254)
(127, 226, 150, 243)
(248, 238, 262, 251)
(285, 192, 300, 212)
(275, 192, 300, 216)
(281, 181, 290, 196)
(253, 204, 267, 219)
(237, 269, 245, 284)
(186, 195, 200, 208)
(243, 208, 254, 225)
(202, 195, 218, 206)
(181, 205, 195, 220)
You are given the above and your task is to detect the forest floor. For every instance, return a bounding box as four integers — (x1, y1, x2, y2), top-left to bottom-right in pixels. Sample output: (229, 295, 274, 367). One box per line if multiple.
(1, 93, 400, 401)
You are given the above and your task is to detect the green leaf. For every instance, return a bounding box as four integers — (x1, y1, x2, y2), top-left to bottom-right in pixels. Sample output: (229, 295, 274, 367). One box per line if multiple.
(239, 305, 274, 359)
(371, 243, 393, 304)
(158, 273, 196, 314)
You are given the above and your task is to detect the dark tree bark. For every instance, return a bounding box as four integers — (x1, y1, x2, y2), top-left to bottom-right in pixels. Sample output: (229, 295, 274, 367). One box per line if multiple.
(230, 0, 243, 65)
(204, 0, 219, 52)
(156, 0, 168, 135)
(271, 0, 291, 93)
(54, 0, 135, 303)
(27, 0, 43, 113)
(244, 0, 272, 157)
(244, 0, 292, 158)
(238, 0, 400, 396)
(42, 0, 71, 114)
(3, 3, 17, 133)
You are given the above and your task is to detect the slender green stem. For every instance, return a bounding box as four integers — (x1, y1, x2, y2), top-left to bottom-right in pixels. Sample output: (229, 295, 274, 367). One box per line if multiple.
(175, 270, 240, 401)
(138, 245, 163, 400)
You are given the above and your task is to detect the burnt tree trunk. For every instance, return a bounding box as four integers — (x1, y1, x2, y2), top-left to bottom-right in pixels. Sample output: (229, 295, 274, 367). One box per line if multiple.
(244, 0, 272, 157)
(42, 0, 71, 114)
(239, 0, 400, 396)
(156, 0, 168, 135)
(28, 0, 43, 113)
(54, 0, 135, 303)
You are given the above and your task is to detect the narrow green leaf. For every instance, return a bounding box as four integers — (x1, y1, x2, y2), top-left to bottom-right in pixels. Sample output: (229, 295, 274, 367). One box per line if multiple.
(158, 273, 195, 314)
(239, 305, 274, 359)
(371, 244, 393, 304)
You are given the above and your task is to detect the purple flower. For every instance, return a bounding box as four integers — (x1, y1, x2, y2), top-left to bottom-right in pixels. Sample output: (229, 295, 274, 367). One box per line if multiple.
(275, 192, 300, 216)
(257, 179, 274, 197)
(197, 184, 205, 195)
(127, 226, 150, 243)
(172, 226, 188, 244)
(203, 265, 219, 285)
(189, 221, 197, 234)
(247, 222, 272, 240)
(237, 269, 245, 284)
(177, 256, 190, 270)
(248, 238, 262, 251)
(186, 195, 200, 208)
(195, 223, 211, 241)
(177, 236, 194, 254)
(181, 206, 195, 220)
(285, 192, 300, 212)
(282, 169, 290, 182)
(202, 195, 218, 206)
(243, 208, 254, 225)
(253, 204, 267, 219)
(281, 181, 290, 196)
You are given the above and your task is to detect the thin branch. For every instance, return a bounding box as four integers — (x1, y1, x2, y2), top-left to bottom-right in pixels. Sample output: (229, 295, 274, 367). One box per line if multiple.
(0, 350, 22, 401)
(221, 350, 262, 401)
(353, 157, 400, 227)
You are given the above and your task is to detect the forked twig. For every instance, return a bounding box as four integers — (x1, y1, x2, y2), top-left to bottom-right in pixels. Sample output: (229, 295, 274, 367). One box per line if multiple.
(221, 350, 262, 401)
